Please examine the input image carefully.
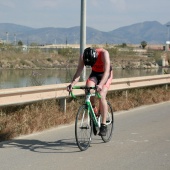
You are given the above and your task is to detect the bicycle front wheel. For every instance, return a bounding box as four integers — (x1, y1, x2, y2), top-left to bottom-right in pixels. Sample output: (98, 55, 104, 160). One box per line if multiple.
(101, 101, 114, 143)
(75, 104, 93, 151)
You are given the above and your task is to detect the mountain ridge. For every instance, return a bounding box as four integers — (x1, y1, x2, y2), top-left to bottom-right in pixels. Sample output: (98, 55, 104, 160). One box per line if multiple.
(0, 21, 169, 45)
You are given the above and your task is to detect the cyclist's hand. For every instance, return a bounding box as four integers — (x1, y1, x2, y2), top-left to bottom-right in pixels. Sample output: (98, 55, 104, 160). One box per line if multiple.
(67, 84, 72, 92)
(96, 85, 102, 92)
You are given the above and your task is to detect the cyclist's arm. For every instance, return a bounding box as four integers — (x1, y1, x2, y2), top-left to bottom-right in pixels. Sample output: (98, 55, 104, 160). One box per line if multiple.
(98, 50, 110, 88)
(70, 56, 84, 86)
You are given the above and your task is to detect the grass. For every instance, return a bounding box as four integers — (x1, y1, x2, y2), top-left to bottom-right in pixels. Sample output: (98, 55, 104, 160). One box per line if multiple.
(0, 85, 170, 142)
(1, 44, 168, 69)
(0, 47, 79, 69)
(0, 100, 76, 141)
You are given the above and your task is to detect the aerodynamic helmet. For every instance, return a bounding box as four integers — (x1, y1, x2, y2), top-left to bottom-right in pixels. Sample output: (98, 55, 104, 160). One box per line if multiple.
(83, 47, 98, 67)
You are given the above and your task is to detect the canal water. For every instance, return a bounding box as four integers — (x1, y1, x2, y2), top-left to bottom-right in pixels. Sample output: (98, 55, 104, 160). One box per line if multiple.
(0, 67, 169, 89)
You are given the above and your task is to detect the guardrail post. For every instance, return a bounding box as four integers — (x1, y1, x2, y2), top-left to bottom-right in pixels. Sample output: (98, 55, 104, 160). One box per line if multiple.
(125, 90, 128, 100)
(59, 98, 66, 113)
(165, 84, 168, 90)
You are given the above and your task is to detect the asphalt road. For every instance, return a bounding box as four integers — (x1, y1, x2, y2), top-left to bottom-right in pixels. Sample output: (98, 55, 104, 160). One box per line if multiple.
(0, 101, 170, 170)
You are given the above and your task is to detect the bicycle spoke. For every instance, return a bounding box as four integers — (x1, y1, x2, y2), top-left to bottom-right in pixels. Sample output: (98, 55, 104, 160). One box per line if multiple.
(75, 105, 92, 151)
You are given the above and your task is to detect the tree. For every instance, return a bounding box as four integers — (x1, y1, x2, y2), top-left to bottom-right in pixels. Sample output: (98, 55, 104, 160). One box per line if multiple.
(141, 41, 147, 49)
(18, 40, 23, 46)
(30, 42, 38, 46)
(122, 43, 127, 48)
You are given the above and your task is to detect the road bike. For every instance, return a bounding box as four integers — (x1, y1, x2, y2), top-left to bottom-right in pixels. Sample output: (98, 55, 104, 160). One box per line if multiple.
(70, 86, 114, 151)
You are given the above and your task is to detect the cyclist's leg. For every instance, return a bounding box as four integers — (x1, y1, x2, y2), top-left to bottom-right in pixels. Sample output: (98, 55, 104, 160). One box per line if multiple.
(98, 88, 110, 136)
(99, 70, 113, 124)
(101, 101, 114, 142)
(86, 77, 97, 107)
(99, 87, 108, 124)
(98, 71, 113, 136)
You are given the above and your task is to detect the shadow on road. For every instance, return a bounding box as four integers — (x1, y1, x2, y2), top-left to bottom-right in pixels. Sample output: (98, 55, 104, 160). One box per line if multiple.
(0, 138, 80, 153)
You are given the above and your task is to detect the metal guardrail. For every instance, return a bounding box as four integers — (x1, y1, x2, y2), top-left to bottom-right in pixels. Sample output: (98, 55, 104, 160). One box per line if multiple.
(0, 75, 170, 112)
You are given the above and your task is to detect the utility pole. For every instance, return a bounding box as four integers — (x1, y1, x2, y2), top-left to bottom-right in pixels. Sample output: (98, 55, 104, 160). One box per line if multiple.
(80, 0, 86, 81)
(6, 32, 8, 43)
(166, 22, 170, 41)
(14, 34, 17, 45)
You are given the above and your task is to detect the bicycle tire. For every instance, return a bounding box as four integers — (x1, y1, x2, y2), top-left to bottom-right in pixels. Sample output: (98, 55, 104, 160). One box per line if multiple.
(101, 101, 114, 142)
(75, 104, 93, 151)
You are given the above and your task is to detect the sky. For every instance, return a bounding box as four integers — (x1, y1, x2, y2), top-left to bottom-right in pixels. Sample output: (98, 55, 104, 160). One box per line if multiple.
(0, 0, 170, 32)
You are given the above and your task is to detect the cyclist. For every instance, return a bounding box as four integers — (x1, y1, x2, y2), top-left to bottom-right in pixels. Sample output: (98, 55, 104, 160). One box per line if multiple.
(67, 47, 113, 136)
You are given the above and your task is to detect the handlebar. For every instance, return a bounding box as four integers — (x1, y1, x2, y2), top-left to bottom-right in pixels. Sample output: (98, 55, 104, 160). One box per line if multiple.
(70, 86, 101, 99)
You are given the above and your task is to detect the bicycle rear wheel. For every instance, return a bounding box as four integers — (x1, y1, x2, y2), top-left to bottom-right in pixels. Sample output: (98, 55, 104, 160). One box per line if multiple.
(101, 101, 114, 142)
(75, 104, 93, 151)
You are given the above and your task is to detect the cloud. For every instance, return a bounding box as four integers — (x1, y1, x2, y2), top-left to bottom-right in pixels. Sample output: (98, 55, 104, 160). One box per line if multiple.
(31, 0, 62, 9)
(0, 1, 15, 8)
(109, 0, 126, 10)
(90, 0, 126, 11)
(31, 0, 80, 10)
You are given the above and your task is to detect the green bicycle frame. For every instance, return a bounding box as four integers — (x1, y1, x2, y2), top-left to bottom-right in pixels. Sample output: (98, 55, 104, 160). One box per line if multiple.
(71, 86, 101, 127)
(85, 91, 99, 127)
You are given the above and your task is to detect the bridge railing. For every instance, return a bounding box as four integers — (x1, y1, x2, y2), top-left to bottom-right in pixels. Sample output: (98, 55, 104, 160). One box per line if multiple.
(0, 75, 170, 112)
